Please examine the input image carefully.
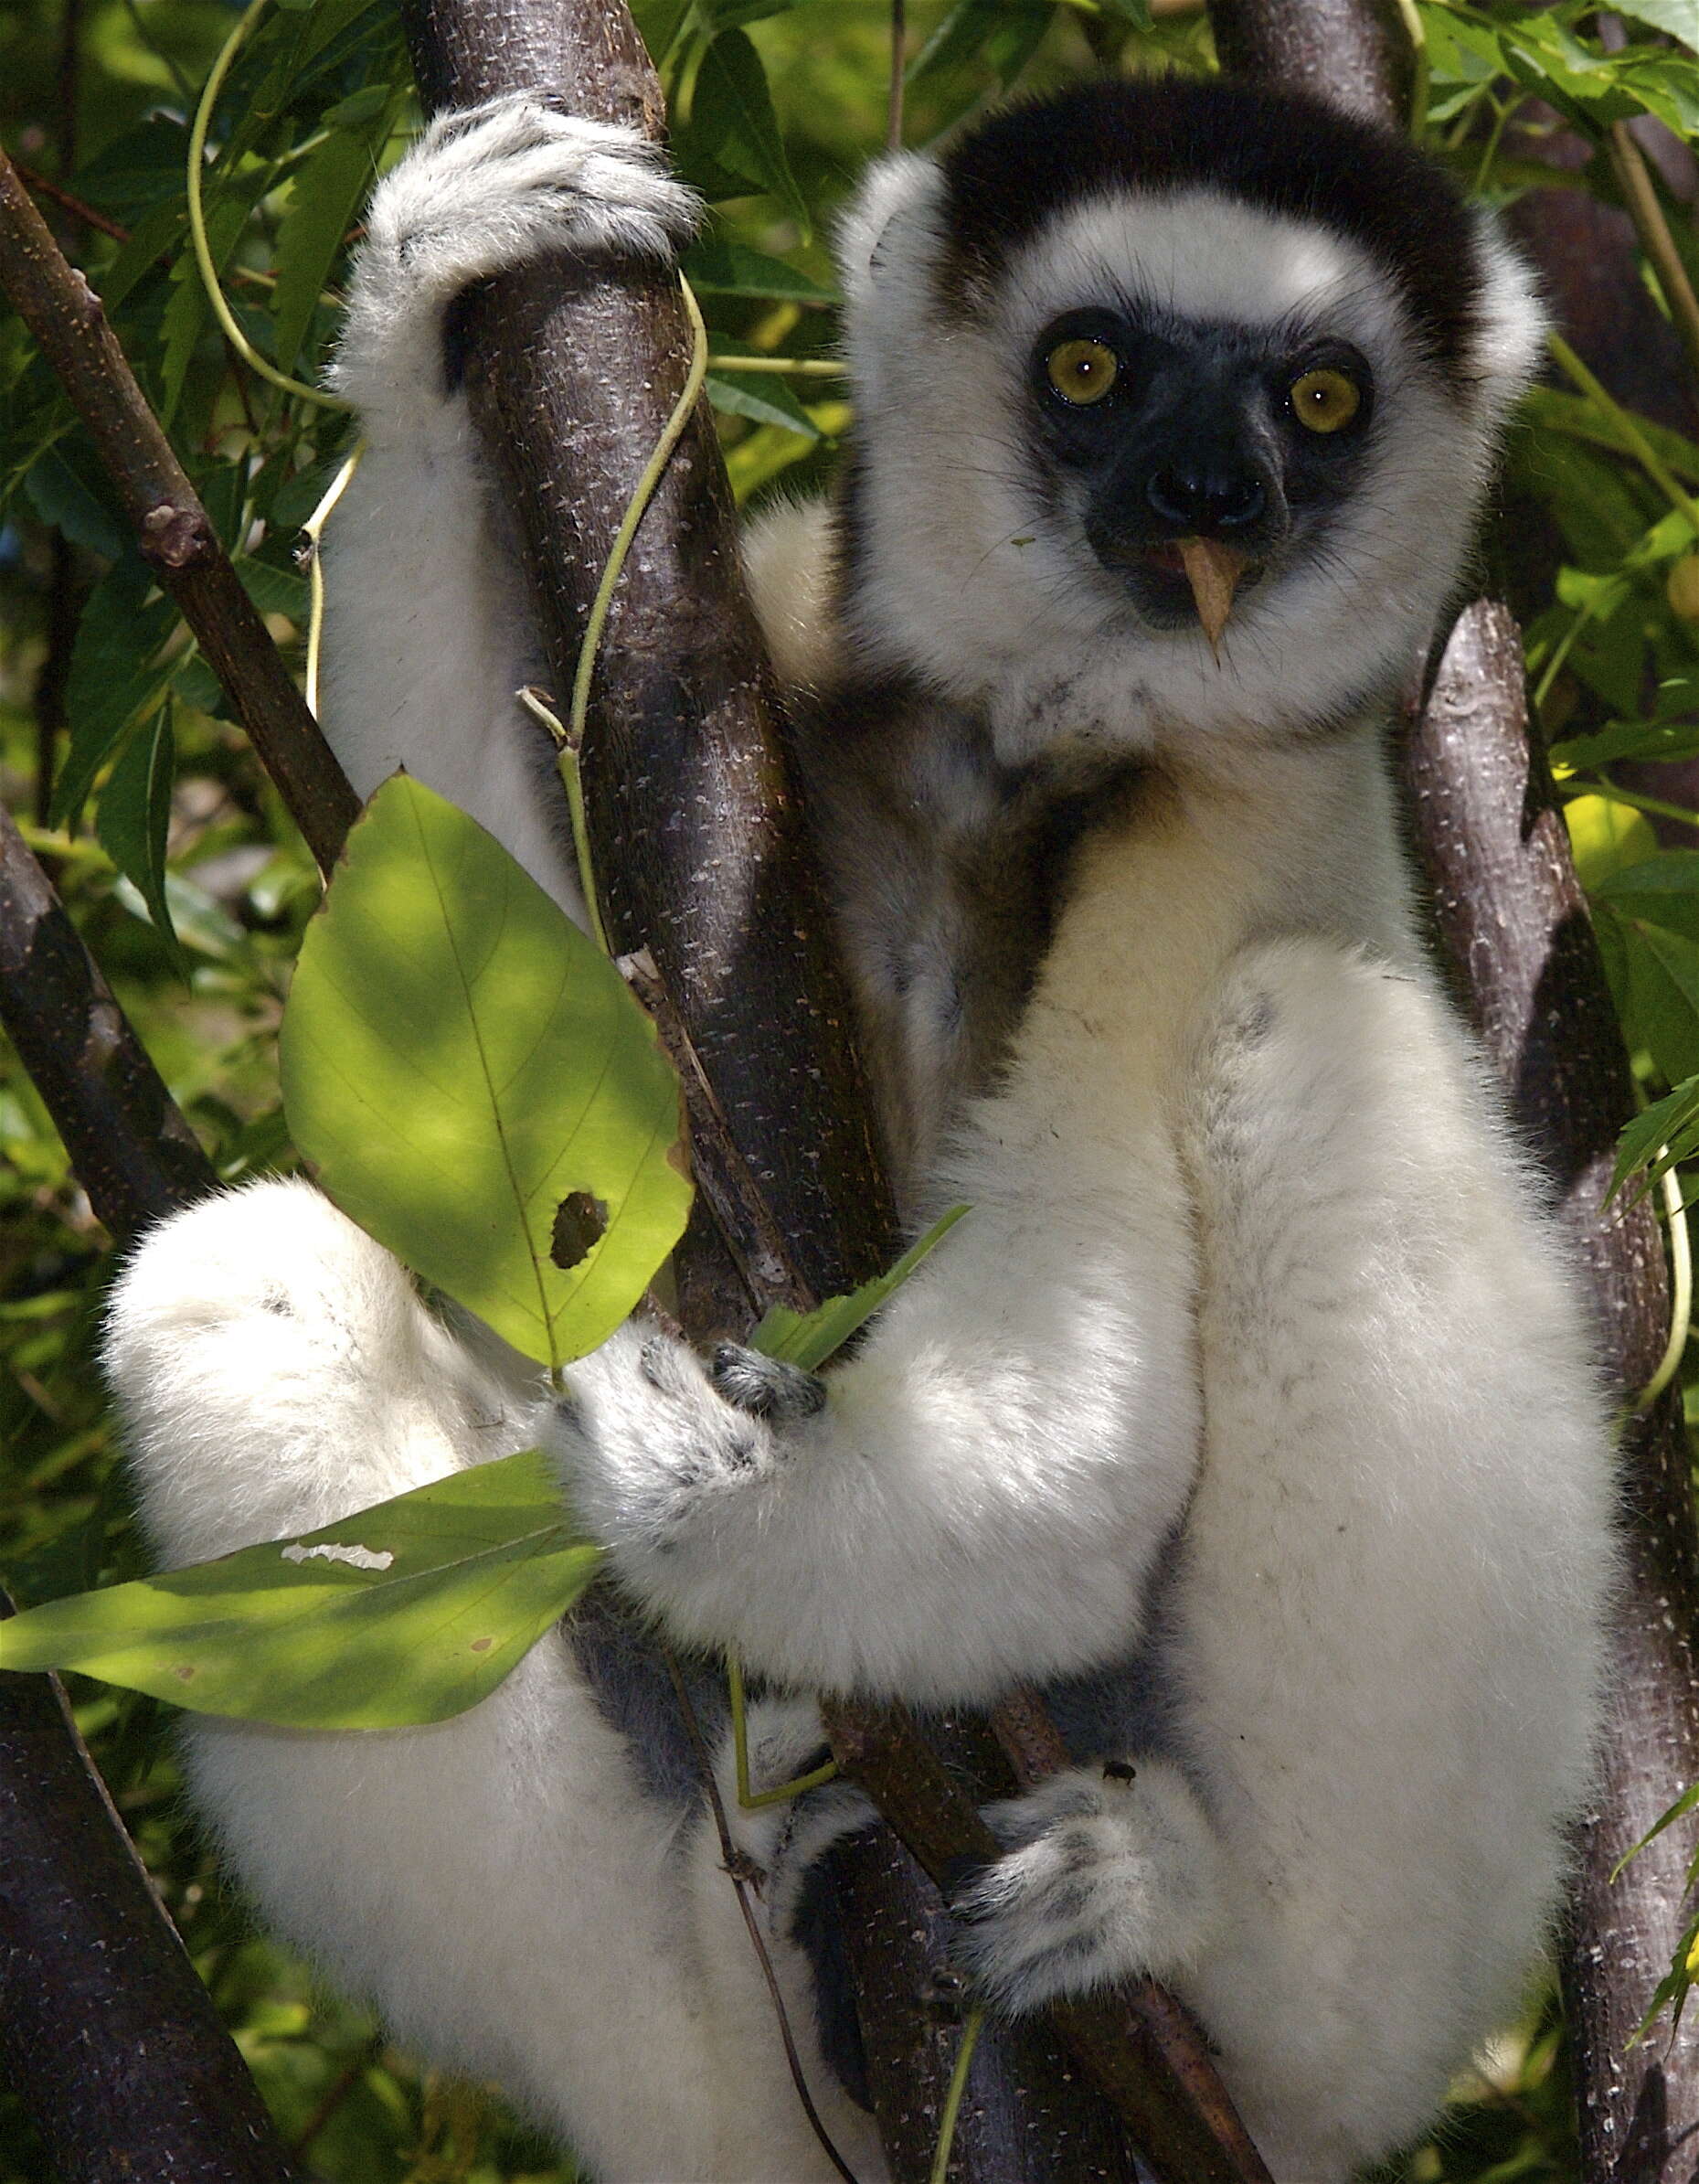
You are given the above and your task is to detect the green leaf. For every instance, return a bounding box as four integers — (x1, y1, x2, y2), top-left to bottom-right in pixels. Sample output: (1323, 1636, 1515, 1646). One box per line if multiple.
(53, 561, 177, 830)
(706, 369, 821, 439)
(280, 773, 692, 1367)
(1612, 3, 1699, 52)
(750, 1204, 969, 1370)
(236, 553, 311, 622)
(683, 240, 834, 304)
(1614, 1773, 1699, 1880)
(24, 445, 129, 561)
(685, 29, 807, 228)
(908, 0, 1053, 90)
(0, 1449, 602, 1728)
(271, 128, 375, 376)
(1609, 1075, 1699, 1200)
(96, 705, 185, 972)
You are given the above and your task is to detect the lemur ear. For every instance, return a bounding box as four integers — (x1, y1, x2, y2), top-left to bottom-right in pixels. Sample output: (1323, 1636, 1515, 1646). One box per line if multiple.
(834, 151, 946, 310)
(1464, 209, 1550, 426)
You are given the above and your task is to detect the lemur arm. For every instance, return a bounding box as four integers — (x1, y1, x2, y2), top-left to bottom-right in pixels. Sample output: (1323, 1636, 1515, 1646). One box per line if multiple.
(550, 1021, 1205, 1708)
(315, 100, 697, 913)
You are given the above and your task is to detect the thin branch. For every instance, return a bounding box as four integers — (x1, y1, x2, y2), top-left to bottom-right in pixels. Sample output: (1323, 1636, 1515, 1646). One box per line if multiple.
(0, 150, 359, 875)
(887, 0, 907, 154)
(1608, 119, 1699, 395)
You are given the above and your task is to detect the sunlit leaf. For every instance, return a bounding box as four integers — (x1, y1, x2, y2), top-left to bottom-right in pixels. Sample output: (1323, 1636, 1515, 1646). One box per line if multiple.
(0, 1450, 601, 1728)
(280, 773, 692, 1367)
(706, 368, 821, 439)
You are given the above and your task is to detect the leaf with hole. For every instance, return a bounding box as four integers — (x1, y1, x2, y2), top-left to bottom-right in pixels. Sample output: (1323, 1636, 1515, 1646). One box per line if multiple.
(280, 773, 692, 1367)
(0, 1450, 601, 1728)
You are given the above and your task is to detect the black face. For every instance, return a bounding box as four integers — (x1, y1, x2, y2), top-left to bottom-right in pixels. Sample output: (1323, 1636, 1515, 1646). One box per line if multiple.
(1025, 307, 1375, 628)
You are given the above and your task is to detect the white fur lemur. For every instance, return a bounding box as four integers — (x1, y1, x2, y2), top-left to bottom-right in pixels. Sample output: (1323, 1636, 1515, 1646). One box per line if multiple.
(104, 73, 1618, 2184)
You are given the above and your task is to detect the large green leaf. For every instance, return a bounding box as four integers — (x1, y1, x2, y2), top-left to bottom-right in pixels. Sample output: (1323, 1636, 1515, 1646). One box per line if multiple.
(0, 1450, 601, 1728)
(96, 704, 184, 972)
(280, 773, 692, 1367)
(685, 29, 808, 228)
(271, 126, 376, 375)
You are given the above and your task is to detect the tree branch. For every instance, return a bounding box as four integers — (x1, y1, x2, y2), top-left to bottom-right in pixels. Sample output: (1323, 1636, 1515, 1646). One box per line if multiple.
(1404, 605, 1699, 2175)
(0, 150, 358, 876)
(0, 811, 294, 2180)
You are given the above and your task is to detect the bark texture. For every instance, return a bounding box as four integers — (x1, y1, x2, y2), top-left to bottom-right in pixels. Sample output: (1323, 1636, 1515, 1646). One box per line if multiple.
(1405, 607, 1699, 2181)
(396, 3, 1269, 2176)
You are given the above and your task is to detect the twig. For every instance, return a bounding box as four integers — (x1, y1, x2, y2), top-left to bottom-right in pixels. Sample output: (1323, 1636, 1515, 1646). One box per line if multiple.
(9, 160, 129, 243)
(659, 1644, 862, 2184)
(1609, 119, 1699, 395)
(887, 0, 907, 154)
(0, 145, 359, 874)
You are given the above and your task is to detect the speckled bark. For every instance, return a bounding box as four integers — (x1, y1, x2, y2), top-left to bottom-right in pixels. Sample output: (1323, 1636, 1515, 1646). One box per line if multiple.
(1216, 1, 1699, 2165)
(1404, 606, 1699, 2182)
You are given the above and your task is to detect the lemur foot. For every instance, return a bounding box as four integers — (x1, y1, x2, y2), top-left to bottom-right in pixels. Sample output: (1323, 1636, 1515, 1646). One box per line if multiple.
(714, 1695, 877, 1936)
(950, 1758, 1224, 2013)
(334, 94, 699, 410)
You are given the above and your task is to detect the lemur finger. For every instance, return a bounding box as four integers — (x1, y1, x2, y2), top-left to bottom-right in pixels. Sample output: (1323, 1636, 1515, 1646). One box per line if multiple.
(710, 1345, 829, 1422)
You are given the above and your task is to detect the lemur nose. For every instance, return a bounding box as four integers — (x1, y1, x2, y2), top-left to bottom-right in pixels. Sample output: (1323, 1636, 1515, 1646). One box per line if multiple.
(1146, 465, 1266, 533)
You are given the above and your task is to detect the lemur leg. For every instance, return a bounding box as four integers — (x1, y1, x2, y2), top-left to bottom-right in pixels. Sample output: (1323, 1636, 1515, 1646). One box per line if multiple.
(318, 99, 698, 911)
(1170, 940, 1609, 2182)
(106, 1179, 877, 2184)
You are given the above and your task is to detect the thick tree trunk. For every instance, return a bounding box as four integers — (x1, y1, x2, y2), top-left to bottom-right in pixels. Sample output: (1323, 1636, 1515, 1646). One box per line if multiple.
(1406, 608, 1699, 2180)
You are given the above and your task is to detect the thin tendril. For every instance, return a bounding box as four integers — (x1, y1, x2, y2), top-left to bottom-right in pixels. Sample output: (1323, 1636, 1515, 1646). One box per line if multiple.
(519, 687, 611, 958)
(728, 1648, 839, 1810)
(928, 2007, 985, 2184)
(187, 0, 356, 412)
(302, 444, 364, 717)
(568, 274, 710, 751)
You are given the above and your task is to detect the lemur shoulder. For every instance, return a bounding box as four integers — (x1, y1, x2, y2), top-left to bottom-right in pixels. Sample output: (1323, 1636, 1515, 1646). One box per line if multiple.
(105, 74, 1617, 2184)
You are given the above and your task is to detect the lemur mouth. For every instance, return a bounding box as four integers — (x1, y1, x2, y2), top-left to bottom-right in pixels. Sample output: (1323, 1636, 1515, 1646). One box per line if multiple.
(1099, 537, 1258, 651)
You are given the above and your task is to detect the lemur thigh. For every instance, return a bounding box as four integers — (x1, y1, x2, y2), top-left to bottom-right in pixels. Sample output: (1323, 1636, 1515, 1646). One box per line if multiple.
(318, 100, 697, 910)
(1169, 940, 1612, 2181)
(104, 1179, 874, 2184)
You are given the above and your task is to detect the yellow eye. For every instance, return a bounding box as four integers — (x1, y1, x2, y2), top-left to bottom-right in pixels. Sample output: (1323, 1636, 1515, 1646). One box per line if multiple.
(1289, 368, 1361, 434)
(1046, 337, 1119, 406)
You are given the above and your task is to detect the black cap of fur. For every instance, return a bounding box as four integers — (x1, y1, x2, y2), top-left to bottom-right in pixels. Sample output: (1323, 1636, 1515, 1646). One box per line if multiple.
(936, 78, 1490, 385)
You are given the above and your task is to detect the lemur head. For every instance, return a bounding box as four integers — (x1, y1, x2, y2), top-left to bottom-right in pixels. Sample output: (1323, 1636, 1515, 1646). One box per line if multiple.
(834, 78, 1545, 763)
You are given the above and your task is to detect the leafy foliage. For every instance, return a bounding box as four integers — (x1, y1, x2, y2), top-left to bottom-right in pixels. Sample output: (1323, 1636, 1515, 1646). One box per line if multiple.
(2, 0, 1698, 2176)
